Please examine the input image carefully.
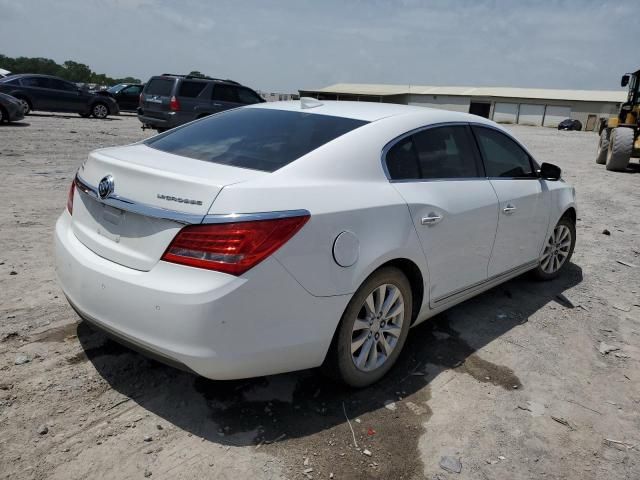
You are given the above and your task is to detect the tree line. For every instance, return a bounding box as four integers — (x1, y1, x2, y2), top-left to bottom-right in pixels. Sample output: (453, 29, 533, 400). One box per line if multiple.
(0, 54, 141, 85)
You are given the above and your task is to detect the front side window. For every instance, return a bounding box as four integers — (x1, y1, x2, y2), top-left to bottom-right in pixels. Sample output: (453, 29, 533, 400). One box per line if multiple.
(212, 84, 238, 102)
(472, 126, 534, 178)
(146, 108, 368, 172)
(121, 85, 142, 96)
(48, 79, 76, 91)
(237, 88, 262, 104)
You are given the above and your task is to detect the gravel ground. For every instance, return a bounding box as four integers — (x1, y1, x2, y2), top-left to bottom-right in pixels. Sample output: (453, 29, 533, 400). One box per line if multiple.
(0, 112, 639, 480)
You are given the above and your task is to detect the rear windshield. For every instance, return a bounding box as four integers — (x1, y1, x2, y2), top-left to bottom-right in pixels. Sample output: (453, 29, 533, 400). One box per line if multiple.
(145, 108, 368, 172)
(144, 78, 175, 96)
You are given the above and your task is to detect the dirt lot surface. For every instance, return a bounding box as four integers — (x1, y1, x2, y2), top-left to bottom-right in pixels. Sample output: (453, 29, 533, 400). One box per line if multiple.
(1, 113, 639, 480)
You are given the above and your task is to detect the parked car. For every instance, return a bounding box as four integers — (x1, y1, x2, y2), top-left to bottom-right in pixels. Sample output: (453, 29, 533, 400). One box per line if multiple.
(0, 92, 25, 123)
(557, 118, 582, 131)
(104, 83, 144, 112)
(137, 74, 264, 132)
(56, 101, 577, 387)
(0, 74, 119, 118)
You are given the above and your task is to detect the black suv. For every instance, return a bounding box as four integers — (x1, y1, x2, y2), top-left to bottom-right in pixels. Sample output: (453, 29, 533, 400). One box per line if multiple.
(0, 74, 119, 118)
(137, 74, 264, 132)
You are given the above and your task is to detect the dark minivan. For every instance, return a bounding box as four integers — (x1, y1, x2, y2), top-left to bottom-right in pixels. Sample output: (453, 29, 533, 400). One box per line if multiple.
(137, 74, 264, 132)
(0, 74, 119, 118)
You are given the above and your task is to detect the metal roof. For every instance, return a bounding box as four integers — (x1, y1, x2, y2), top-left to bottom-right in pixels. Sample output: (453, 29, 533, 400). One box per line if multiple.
(301, 83, 627, 103)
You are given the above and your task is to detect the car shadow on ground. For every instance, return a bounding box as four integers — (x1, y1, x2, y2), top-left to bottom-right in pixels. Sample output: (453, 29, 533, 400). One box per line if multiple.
(76, 264, 583, 452)
(28, 113, 122, 121)
(0, 121, 30, 127)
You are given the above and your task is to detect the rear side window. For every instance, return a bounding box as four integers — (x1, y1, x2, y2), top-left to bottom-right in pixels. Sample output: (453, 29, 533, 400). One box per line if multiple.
(472, 126, 534, 177)
(146, 108, 368, 172)
(145, 78, 175, 96)
(21, 77, 49, 88)
(412, 126, 482, 179)
(212, 84, 238, 102)
(386, 137, 420, 180)
(385, 125, 482, 180)
(178, 81, 206, 98)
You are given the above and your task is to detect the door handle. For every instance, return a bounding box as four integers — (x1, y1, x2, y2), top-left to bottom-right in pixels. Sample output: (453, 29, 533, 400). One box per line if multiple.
(421, 213, 443, 225)
(503, 204, 517, 214)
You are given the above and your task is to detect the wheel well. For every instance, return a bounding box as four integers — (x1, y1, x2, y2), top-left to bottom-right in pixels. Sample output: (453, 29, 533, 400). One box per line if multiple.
(14, 95, 32, 108)
(561, 207, 576, 224)
(0, 104, 7, 120)
(381, 258, 424, 325)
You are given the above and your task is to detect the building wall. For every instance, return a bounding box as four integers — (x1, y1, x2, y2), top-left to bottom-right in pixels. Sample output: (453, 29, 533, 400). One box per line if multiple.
(405, 94, 471, 113)
(298, 89, 621, 131)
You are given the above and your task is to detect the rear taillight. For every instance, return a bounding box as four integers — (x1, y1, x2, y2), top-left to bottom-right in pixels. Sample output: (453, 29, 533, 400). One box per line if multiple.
(67, 180, 75, 215)
(169, 95, 180, 111)
(161, 215, 309, 275)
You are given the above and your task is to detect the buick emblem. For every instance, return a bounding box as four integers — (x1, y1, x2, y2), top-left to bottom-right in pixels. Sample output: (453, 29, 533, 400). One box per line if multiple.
(98, 175, 114, 200)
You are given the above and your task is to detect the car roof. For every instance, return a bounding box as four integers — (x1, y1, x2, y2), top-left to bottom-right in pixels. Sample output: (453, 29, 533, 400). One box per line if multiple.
(247, 99, 491, 123)
(150, 75, 241, 86)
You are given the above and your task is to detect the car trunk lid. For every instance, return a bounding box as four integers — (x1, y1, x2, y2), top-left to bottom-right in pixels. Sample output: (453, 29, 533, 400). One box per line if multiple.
(72, 143, 265, 271)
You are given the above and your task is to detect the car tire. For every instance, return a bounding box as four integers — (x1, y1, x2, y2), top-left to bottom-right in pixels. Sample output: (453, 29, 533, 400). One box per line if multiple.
(322, 266, 412, 388)
(532, 216, 576, 281)
(595, 129, 610, 164)
(606, 127, 634, 171)
(15, 96, 31, 115)
(91, 102, 109, 119)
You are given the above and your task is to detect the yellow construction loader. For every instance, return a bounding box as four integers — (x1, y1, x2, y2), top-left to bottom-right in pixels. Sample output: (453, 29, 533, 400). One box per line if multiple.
(595, 68, 640, 171)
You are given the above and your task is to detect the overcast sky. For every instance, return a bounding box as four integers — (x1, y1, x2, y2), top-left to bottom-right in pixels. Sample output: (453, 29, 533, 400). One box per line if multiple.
(0, 0, 637, 92)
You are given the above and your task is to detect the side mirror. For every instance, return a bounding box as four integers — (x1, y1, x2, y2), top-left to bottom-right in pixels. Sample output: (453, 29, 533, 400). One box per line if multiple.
(621, 74, 630, 87)
(539, 162, 561, 181)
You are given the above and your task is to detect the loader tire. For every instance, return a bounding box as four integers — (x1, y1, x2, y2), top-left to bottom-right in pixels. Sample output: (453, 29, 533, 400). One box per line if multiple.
(606, 127, 634, 171)
(595, 129, 610, 164)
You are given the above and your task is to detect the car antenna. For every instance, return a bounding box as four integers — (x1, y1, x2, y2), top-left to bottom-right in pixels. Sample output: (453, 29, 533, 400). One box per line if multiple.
(300, 97, 323, 109)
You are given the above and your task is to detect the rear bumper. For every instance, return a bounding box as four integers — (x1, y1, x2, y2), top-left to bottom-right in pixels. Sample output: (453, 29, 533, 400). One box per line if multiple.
(54, 210, 348, 379)
(137, 110, 184, 129)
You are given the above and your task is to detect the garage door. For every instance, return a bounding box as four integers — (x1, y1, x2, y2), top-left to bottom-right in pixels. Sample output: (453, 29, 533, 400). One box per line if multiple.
(543, 105, 572, 127)
(518, 104, 545, 126)
(493, 103, 518, 124)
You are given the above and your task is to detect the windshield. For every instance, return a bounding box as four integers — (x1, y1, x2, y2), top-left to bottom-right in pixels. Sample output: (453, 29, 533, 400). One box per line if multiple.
(108, 83, 127, 94)
(145, 108, 368, 172)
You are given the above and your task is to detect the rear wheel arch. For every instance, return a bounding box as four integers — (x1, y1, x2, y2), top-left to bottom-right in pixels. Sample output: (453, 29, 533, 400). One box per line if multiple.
(561, 207, 576, 225)
(13, 94, 32, 111)
(382, 258, 424, 325)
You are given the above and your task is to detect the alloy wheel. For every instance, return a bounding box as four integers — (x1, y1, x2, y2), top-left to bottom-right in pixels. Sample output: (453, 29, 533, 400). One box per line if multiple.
(540, 224, 571, 274)
(93, 104, 108, 118)
(351, 283, 405, 372)
(18, 99, 29, 114)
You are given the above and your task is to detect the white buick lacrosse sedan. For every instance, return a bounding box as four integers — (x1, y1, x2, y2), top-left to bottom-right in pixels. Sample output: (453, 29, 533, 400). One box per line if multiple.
(55, 100, 576, 387)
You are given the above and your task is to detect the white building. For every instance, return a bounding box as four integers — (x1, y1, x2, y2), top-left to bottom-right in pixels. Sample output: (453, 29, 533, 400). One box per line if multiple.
(299, 83, 626, 131)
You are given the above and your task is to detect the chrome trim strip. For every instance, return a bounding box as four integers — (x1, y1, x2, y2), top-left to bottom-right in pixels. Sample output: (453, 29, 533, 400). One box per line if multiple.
(74, 175, 204, 224)
(74, 175, 310, 225)
(431, 259, 539, 306)
(202, 209, 311, 224)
